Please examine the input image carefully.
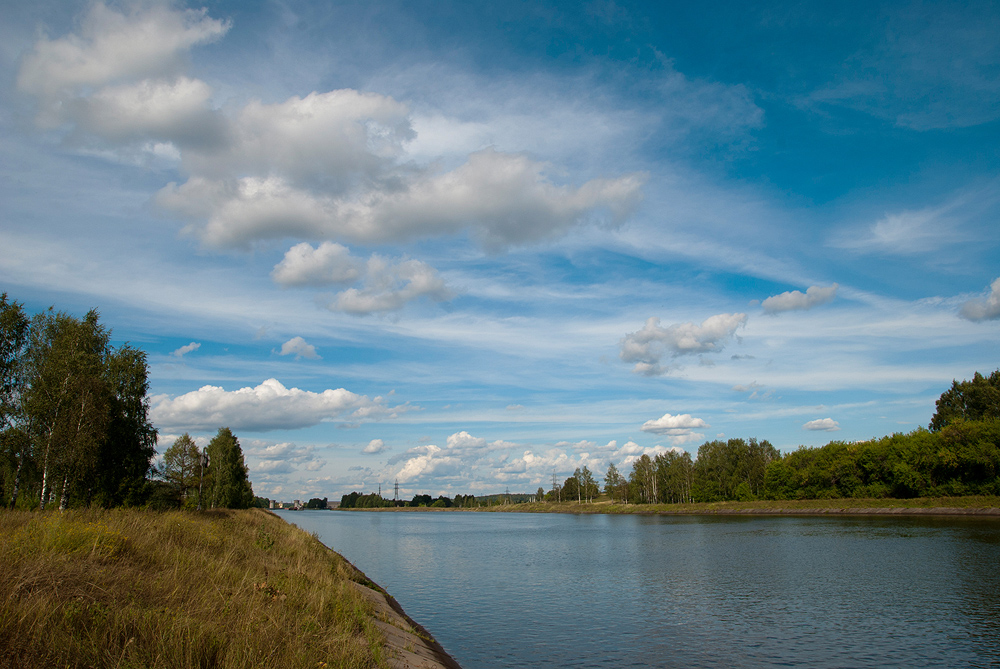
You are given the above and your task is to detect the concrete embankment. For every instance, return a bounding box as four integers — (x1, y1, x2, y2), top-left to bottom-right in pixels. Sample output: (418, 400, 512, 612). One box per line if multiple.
(328, 546, 462, 669)
(348, 579, 462, 669)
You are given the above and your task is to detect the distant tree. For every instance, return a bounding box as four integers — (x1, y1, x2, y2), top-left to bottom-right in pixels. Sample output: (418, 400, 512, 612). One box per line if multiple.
(253, 496, 270, 508)
(629, 454, 656, 503)
(604, 462, 620, 502)
(305, 497, 327, 509)
(561, 474, 580, 502)
(409, 494, 432, 507)
(579, 466, 598, 502)
(161, 434, 200, 508)
(535, 486, 545, 502)
(930, 370, 1000, 431)
(207, 427, 253, 509)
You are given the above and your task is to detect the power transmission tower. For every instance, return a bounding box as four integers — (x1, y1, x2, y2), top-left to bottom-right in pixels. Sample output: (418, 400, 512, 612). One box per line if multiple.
(394, 478, 399, 502)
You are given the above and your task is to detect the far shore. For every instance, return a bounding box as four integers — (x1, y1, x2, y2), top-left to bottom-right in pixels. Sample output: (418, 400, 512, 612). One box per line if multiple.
(335, 495, 1000, 517)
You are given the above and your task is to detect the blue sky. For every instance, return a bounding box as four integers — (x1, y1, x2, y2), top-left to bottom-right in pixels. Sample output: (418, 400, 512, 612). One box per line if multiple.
(2, 0, 998, 501)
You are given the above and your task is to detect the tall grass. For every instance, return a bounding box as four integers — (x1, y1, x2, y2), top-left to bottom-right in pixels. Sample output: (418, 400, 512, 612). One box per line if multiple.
(0, 508, 387, 668)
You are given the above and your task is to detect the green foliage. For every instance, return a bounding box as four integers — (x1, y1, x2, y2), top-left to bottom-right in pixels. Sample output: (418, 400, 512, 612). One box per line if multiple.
(206, 428, 254, 509)
(304, 497, 328, 509)
(604, 462, 625, 502)
(930, 370, 1000, 431)
(160, 433, 201, 509)
(339, 492, 393, 508)
(1, 302, 158, 510)
(761, 420, 1000, 500)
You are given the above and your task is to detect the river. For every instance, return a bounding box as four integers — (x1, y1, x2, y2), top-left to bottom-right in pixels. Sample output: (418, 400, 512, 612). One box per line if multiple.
(274, 509, 1000, 668)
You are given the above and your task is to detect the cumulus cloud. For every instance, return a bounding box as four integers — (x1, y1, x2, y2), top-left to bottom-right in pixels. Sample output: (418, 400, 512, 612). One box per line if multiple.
(640, 413, 709, 444)
(762, 284, 838, 314)
(19, 4, 645, 252)
(272, 242, 361, 286)
(245, 440, 326, 476)
(327, 255, 453, 315)
(613, 441, 685, 467)
(278, 336, 320, 360)
(386, 431, 520, 484)
(17, 2, 229, 128)
(803, 418, 840, 432)
(171, 341, 200, 357)
(149, 378, 406, 431)
(960, 277, 1000, 321)
(161, 149, 646, 250)
(363, 439, 386, 454)
(619, 313, 747, 376)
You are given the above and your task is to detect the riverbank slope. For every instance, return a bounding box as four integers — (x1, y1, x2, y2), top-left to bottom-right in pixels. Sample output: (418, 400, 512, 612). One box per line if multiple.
(0, 508, 458, 669)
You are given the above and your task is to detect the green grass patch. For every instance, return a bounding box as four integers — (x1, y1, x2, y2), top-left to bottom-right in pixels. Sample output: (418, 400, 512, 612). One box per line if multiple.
(466, 495, 1000, 515)
(0, 508, 389, 668)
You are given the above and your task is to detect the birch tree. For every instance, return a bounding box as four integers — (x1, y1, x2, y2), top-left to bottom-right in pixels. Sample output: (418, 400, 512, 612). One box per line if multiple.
(1, 294, 29, 508)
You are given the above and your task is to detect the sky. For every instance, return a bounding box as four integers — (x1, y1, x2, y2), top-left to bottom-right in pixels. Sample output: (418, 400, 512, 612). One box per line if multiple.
(2, 0, 998, 502)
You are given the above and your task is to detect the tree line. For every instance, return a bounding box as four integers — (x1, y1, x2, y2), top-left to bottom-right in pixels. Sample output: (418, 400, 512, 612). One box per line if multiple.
(603, 371, 999, 504)
(340, 492, 481, 508)
(0, 294, 255, 510)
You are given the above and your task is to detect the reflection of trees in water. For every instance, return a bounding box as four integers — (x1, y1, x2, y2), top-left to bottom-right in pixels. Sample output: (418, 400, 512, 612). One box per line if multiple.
(955, 524, 1000, 664)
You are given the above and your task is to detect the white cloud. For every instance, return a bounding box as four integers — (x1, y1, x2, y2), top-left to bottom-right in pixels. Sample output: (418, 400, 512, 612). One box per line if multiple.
(803, 418, 840, 432)
(328, 255, 453, 315)
(278, 336, 320, 360)
(17, 3, 229, 128)
(73, 76, 226, 148)
(18, 4, 646, 253)
(271, 242, 362, 286)
(273, 242, 453, 314)
(640, 413, 709, 444)
(149, 378, 406, 431)
(619, 313, 747, 376)
(171, 341, 200, 357)
(831, 197, 972, 256)
(245, 440, 326, 477)
(363, 439, 386, 454)
(162, 149, 645, 250)
(762, 284, 838, 314)
(960, 277, 1000, 321)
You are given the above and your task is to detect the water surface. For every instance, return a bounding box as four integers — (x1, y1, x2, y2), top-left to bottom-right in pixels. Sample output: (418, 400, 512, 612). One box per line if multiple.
(275, 510, 1000, 668)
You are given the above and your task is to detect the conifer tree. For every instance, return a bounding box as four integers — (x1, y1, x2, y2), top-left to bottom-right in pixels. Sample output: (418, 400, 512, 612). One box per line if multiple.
(207, 427, 253, 509)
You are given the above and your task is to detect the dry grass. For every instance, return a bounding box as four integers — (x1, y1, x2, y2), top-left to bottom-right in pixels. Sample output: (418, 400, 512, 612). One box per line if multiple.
(0, 508, 388, 669)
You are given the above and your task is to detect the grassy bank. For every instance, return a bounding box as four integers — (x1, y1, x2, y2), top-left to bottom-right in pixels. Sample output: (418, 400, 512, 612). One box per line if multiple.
(0, 508, 390, 668)
(471, 495, 1000, 515)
